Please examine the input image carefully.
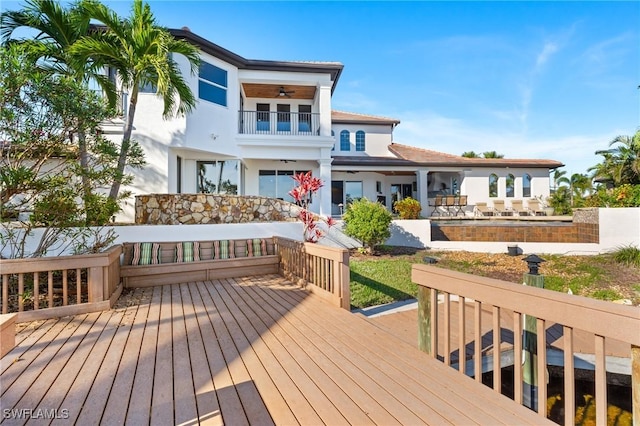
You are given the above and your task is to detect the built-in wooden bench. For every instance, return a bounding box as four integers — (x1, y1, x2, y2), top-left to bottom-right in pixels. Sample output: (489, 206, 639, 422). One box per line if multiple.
(1, 313, 17, 358)
(120, 238, 278, 288)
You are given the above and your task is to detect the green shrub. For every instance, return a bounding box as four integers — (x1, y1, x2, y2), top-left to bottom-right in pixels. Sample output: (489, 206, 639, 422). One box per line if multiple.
(343, 198, 392, 254)
(394, 197, 422, 219)
(547, 187, 572, 215)
(585, 184, 640, 207)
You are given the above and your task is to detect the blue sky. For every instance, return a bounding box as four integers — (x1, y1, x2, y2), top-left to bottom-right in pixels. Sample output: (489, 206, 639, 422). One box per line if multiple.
(3, 1, 639, 176)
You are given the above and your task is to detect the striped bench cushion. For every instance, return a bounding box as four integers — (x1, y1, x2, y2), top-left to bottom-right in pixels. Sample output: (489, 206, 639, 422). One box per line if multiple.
(212, 240, 235, 260)
(175, 241, 200, 262)
(132, 242, 161, 265)
(247, 238, 267, 257)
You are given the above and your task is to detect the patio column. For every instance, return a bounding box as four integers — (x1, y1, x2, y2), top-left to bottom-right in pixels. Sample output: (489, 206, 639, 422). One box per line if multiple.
(318, 158, 333, 217)
(317, 84, 332, 137)
(416, 169, 429, 217)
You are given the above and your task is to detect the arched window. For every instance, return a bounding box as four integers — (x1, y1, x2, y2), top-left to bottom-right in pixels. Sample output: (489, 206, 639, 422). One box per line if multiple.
(355, 130, 365, 151)
(340, 130, 350, 151)
(506, 174, 515, 197)
(331, 130, 335, 151)
(523, 173, 531, 197)
(489, 174, 498, 197)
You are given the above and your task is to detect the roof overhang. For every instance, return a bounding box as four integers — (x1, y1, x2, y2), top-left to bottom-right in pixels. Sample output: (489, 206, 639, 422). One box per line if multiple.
(169, 28, 344, 94)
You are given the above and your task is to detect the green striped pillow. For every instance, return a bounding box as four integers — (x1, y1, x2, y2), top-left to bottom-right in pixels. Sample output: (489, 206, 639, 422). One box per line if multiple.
(175, 242, 200, 262)
(213, 240, 235, 259)
(247, 238, 267, 256)
(132, 242, 161, 265)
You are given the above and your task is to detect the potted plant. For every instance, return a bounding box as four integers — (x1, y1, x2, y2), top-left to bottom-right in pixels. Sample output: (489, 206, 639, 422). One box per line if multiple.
(535, 195, 555, 216)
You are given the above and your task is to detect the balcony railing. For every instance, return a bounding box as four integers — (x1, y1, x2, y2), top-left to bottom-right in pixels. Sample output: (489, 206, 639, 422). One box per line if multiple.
(238, 110, 320, 136)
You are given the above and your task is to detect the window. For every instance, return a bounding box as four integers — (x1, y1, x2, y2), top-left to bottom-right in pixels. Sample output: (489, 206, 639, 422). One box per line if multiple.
(345, 181, 363, 204)
(257, 103, 270, 131)
(199, 61, 227, 106)
(177, 156, 182, 193)
(376, 181, 382, 193)
(506, 174, 515, 198)
(355, 130, 365, 151)
(523, 174, 531, 197)
(197, 160, 238, 194)
(258, 170, 277, 198)
(340, 130, 350, 151)
(331, 130, 335, 151)
(277, 104, 290, 132)
(139, 80, 156, 93)
(259, 170, 310, 203)
(489, 174, 498, 197)
(299, 105, 312, 132)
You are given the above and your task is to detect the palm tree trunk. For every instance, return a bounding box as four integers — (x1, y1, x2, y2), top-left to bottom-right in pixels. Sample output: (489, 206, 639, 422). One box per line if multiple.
(78, 130, 90, 194)
(109, 89, 138, 200)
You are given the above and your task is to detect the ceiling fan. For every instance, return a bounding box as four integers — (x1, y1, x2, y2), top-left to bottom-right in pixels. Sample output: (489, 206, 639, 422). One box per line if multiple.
(277, 86, 295, 98)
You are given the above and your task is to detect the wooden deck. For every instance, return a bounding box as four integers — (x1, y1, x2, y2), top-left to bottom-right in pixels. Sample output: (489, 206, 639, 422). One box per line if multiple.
(0, 275, 551, 425)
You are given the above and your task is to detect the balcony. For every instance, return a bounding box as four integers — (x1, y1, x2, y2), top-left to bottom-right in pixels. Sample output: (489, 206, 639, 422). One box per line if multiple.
(238, 110, 320, 136)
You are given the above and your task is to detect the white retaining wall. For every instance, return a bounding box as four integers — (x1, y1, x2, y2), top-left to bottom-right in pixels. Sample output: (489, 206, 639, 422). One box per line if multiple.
(385, 208, 640, 255)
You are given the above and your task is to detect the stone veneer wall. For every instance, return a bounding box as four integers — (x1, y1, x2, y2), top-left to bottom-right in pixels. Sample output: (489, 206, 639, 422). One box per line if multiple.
(135, 194, 303, 225)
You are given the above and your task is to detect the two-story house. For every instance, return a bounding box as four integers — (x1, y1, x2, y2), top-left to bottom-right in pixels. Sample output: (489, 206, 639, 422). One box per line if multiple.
(105, 27, 562, 221)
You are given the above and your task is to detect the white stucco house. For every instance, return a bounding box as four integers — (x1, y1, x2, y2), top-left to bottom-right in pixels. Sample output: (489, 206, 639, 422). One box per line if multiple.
(103, 27, 563, 221)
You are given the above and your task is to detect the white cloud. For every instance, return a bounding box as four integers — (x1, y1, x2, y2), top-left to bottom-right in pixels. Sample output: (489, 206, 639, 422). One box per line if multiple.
(332, 91, 380, 112)
(392, 110, 618, 175)
(535, 41, 558, 70)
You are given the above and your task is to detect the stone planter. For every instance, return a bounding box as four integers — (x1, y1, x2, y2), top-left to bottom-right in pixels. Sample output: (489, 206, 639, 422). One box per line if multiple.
(543, 207, 555, 216)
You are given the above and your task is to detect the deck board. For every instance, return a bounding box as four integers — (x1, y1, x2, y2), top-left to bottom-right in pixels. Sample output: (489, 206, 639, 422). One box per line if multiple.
(124, 286, 160, 425)
(53, 305, 127, 425)
(1, 275, 552, 425)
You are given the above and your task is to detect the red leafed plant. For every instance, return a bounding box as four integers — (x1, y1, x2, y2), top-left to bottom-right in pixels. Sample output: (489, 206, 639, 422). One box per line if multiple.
(289, 171, 336, 243)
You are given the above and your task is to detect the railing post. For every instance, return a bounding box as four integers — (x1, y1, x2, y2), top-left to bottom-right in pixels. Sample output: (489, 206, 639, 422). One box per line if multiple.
(417, 285, 432, 355)
(336, 250, 350, 310)
(633, 344, 639, 425)
(88, 266, 104, 303)
(522, 254, 545, 411)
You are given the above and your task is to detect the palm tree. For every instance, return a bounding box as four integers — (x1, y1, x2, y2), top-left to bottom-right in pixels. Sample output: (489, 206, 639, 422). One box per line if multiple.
(551, 169, 569, 192)
(71, 0, 200, 200)
(568, 173, 592, 206)
(482, 151, 504, 159)
(592, 131, 640, 186)
(1, 0, 120, 224)
(461, 151, 480, 158)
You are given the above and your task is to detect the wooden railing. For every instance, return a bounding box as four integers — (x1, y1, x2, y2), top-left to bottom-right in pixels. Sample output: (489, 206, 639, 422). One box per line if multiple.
(0, 245, 122, 322)
(412, 264, 640, 425)
(274, 237, 350, 310)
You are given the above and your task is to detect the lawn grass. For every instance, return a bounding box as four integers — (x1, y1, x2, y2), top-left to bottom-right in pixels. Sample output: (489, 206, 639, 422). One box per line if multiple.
(349, 249, 640, 309)
(350, 258, 419, 309)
